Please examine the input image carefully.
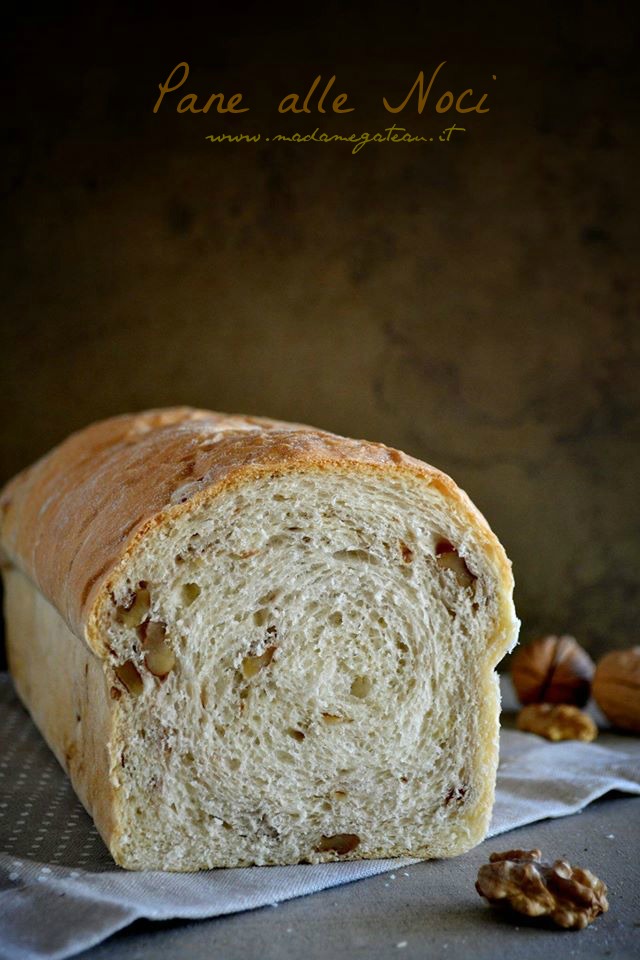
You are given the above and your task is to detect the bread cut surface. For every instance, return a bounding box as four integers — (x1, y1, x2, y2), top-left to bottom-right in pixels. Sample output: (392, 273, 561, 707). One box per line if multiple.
(0, 408, 519, 870)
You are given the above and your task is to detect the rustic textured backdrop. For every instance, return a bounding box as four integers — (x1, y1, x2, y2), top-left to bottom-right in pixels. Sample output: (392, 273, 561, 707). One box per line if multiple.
(2, 3, 639, 661)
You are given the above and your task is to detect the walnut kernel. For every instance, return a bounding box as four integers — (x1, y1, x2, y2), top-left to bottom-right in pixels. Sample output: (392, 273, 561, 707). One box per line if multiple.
(241, 645, 277, 679)
(399, 541, 414, 563)
(476, 848, 608, 929)
(139, 620, 176, 678)
(287, 728, 306, 741)
(116, 588, 151, 628)
(517, 703, 597, 742)
(321, 712, 350, 724)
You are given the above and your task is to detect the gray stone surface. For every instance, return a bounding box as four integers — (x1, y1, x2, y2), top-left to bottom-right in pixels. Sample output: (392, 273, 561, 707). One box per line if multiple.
(75, 795, 640, 960)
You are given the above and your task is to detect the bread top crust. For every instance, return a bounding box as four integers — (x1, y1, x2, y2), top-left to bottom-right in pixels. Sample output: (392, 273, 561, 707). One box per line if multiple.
(0, 407, 514, 655)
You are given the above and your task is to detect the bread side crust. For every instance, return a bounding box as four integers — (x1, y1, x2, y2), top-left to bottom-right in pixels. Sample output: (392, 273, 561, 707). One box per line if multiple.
(0, 407, 516, 661)
(4, 566, 118, 850)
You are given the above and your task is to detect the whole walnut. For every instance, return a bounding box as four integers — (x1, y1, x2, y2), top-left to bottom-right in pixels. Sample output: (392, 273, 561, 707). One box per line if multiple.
(592, 647, 640, 733)
(511, 635, 595, 707)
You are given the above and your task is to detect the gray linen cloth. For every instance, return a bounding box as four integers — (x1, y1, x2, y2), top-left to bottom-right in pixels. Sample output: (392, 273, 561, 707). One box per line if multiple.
(1, 674, 639, 960)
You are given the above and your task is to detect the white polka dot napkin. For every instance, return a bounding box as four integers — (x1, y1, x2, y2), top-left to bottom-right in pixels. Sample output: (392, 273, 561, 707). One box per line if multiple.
(1, 675, 639, 960)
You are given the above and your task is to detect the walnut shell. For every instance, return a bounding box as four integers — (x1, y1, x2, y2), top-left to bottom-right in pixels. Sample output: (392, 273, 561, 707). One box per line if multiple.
(592, 647, 640, 733)
(511, 635, 594, 707)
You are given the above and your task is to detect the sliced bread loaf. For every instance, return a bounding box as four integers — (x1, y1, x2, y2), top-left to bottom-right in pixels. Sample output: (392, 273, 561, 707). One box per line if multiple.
(0, 408, 518, 869)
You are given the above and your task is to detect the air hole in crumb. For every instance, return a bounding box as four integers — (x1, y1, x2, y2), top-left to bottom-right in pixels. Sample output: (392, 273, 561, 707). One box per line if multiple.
(322, 800, 332, 811)
(287, 728, 306, 742)
(378, 616, 388, 628)
(114, 660, 143, 696)
(472, 602, 480, 614)
(444, 783, 468, 807)
(350, 676, 372, 699)
(223, 821, 233, 831)
(396, 640, 409, 653)
(329, 611, 343, 626)
(333, 790, 348, 799)
(316, 833, 360, 855)
(333, 548, 377, 564)
(435, 538, 454, 555)
(200, 686, 209, 708)
(228, 757, 241, 771)
(182, 582, 201, 605)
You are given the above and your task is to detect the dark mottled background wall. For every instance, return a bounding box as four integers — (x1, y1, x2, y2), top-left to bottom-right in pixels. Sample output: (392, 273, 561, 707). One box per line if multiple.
(2, 2, 639, 662)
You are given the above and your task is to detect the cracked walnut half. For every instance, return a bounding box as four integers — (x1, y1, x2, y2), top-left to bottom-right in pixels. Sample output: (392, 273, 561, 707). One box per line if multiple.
(476, 848, 608, 930)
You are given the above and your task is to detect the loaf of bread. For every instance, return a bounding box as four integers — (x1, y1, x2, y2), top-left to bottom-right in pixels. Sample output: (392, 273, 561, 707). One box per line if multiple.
(0, 408, 518, 870)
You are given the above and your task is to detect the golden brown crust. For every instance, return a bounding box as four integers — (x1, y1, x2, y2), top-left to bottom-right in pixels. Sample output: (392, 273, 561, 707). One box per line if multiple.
(0, 407, 513, 657)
